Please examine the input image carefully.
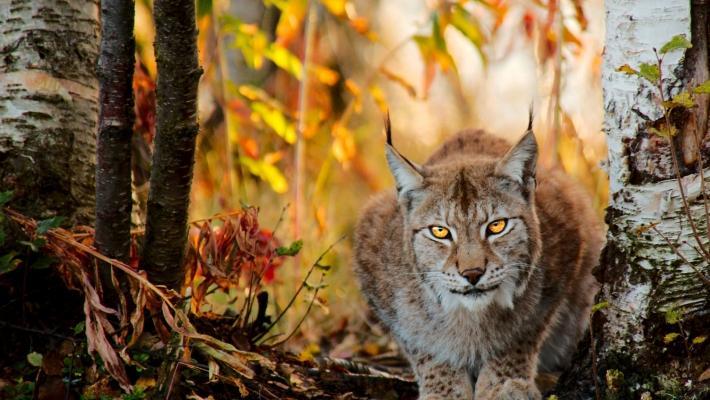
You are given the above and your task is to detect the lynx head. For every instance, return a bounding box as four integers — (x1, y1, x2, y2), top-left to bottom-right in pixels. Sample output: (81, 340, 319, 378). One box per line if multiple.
(385, 117, 541, 312)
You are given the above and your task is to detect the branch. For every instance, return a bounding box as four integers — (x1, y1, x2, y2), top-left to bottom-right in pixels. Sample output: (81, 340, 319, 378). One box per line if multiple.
(142, 0, 203, 288)
(95, 0, 136, 293)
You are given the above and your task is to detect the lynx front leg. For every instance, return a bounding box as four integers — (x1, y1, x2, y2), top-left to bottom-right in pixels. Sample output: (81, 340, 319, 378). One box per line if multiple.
(474, 350, 541, 400)
(409, 352, 473, 400)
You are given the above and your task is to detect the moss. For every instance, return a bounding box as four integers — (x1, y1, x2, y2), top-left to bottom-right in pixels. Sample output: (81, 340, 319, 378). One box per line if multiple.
(606, 369, 625, 395)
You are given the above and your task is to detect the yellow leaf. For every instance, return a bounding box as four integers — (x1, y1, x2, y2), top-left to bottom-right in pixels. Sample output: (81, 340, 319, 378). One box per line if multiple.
(663, 332, 680, 344)
(298, 343, 321, 362)
(368, 84, 388, 114)
(135, 376, 157, 389)
(692, 335, 707, 344)
(345, 79, 362, 97)
(265, 43, 303, 79)
(250, 102, 297, 144)
(362, 342, 379, 356)
(312, 65, 340, 86)
(262, 151, 284, 165)
(379, 67, 417, 98)
(331, 124, 356, 164)
(345, 79, 362, 112)
(239, 157, 289, 194)
(262, 163, 288, 194)
(320, 0, 346, 17)
(275, 0, 307, 46)
(616, 64, 638, 75)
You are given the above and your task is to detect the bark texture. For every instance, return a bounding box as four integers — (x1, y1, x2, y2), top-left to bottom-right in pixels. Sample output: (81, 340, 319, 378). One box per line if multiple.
(142, 0, 202, 288)
(95, 0, 135, 267)
(0, 0, 99, 224)
(570, 1, 710, 398)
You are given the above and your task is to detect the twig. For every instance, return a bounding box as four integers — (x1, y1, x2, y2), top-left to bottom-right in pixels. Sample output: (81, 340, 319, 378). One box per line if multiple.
(589, 314, 601, 400)
(689, 126, 710, 240)
(270, 272, 324, 347)
(293, 0, 318, 245)
(177, 361, 279, 400)
(0, 320, 76, 341)
(211, 3, 246, 203)
(651, 225, 710, 289)
(668, 139, 710, 259)
(3, 208, 178, 311)
(655, 53, 710, 260)
(252, 236, 344, 343)
(165, 358, 181, 400)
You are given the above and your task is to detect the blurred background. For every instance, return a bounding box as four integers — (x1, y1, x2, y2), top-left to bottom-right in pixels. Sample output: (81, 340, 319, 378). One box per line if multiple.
(133, 0, 606, 359)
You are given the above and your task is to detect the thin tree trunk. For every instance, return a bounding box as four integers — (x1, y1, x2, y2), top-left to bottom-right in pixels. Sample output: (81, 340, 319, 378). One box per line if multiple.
(95, 0, 135, 277)
(0, 0, 99, 224)
(558, 1, 709, 398)
(142, 0, 202, 288)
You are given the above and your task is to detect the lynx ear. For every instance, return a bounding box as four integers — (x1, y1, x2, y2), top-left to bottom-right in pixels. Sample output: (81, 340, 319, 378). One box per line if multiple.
(384, 113, 422, 194)
(496, 129, 537, 184)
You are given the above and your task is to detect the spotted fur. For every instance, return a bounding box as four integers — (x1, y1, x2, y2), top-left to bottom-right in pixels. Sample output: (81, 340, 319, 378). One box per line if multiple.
(354, 126, 603, 399)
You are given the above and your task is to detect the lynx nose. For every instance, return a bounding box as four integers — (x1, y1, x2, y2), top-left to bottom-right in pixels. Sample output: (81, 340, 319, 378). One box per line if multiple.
(461, 268, 485, 286)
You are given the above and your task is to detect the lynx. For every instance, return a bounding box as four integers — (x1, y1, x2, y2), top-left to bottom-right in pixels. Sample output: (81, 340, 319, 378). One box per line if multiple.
(353, 115, 603, 399)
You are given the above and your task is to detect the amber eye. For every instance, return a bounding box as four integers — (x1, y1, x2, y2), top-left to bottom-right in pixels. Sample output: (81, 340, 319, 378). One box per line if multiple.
(486, 219, 507, 235)
(429, 226, 451, 239)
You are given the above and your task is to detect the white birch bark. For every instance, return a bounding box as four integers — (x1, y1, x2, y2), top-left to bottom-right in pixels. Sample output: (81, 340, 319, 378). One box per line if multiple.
(602, 0, 708, 368)
(0, 0, 99, 224)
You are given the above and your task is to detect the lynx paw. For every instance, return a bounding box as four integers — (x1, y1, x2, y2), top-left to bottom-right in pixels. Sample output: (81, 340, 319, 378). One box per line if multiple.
(475, 378, 541, 400)
(495, 378, 541, 400)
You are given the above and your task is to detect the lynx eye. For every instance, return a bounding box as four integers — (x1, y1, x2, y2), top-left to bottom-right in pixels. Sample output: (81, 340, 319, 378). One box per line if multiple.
(429, 226, 451, 239)
(486, 219, 507, 235)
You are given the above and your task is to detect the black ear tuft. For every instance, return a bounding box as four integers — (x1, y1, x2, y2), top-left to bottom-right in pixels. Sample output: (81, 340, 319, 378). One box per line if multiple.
(384, 110, 392, 146)
(527, 103, 534, 131)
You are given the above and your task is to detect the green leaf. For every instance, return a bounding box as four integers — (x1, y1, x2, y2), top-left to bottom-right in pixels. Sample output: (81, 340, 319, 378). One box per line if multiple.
(304, 281, 329, 290)
(0, 251, 21, 275)
(0, 229, 5, 247)
(37, 216, 65, 234)
(664, 91, 695, 109)
(692, 335, 707, 345)
(197, 0, 212, 17)
(693, 79, 710, 94)
(663, 332, 680, 344)
(638, 63, 660, 83)
(314, 262, 331, 271)
(431, 14, 447, 52)
(20, 238, 46, 252)
(450, 5, 484, 47)
(31, 255, 55, 270)
(616, 64, 638, 75)
(0, 190, 12, 206)
(659, 34, 692, 54)
(591, 301, 609, 313)
(665, 307, 684, 324)
(276, 240, 303, 256)
(649, 123, 678, 138)
(27, 352, 43, 367)
(73, 321, 85, 335)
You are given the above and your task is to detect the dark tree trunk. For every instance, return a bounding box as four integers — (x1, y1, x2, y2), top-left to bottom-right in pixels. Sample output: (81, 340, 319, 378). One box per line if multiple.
(95, 0, 135, 290)
(0, 0, 99, 225)
(142, 0, 202, 288)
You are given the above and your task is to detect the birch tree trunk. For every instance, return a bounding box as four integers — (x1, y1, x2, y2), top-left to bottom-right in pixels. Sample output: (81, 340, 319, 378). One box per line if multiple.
(0, 0, 99, 224)
(558, 1, 710, 398)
